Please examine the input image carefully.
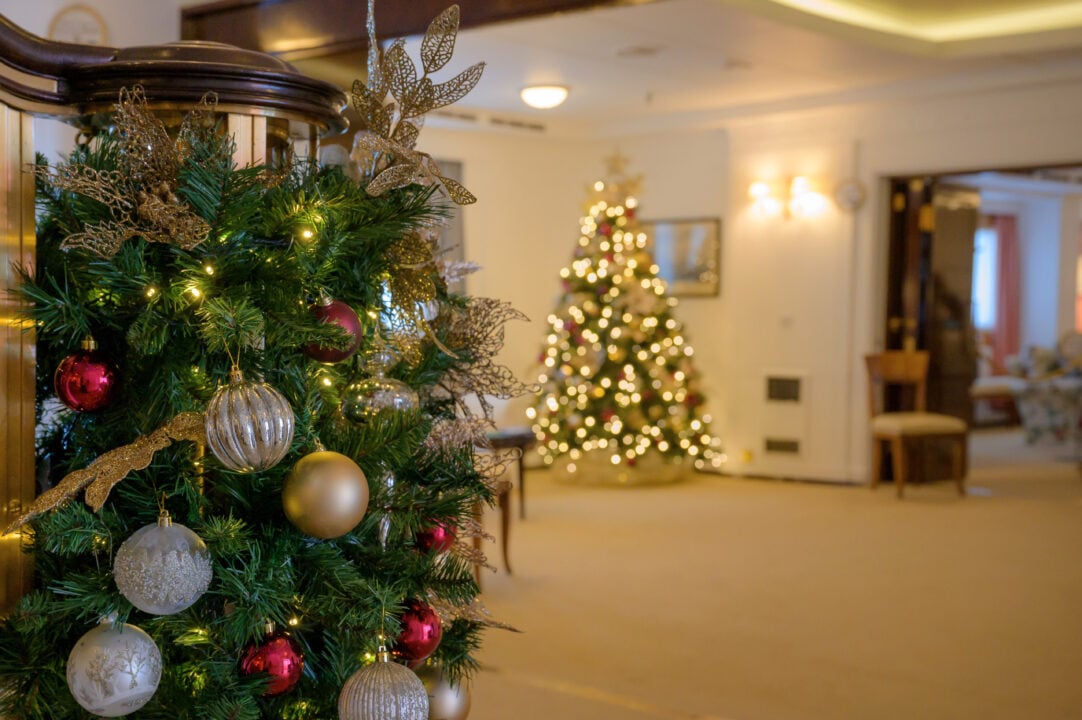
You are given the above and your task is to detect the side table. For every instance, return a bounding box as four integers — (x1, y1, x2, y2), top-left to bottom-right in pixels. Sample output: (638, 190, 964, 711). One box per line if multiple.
(487, 426, 538, 520)
(472, 427, 537, 588)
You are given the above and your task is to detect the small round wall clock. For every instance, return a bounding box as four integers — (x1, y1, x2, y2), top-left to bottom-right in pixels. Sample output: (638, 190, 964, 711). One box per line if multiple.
(48, 4, 109, 46)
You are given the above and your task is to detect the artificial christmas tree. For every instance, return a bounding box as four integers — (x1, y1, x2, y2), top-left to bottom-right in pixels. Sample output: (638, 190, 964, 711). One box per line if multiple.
(529, 156, 723, 483)
(0, 5, 525, 718)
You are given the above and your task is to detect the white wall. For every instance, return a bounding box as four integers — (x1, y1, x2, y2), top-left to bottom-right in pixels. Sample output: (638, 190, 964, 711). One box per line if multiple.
(422, 75, 1082, 483)
(419, 127, 596, 424)
(12, 2, 1082, 483)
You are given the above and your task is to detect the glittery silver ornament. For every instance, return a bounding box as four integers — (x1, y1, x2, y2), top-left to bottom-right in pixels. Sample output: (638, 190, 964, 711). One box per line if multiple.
(339, 646, 429, 720)
(415, 663, 471, 720)
(114, 511, 212, 615)
(66, 617, 162, 717)
(205, 367, 295, 473)
(341, 349, 419, 424)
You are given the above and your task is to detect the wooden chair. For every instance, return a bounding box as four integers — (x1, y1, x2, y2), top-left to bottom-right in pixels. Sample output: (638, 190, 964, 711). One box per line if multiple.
(865, 351, 968, 498)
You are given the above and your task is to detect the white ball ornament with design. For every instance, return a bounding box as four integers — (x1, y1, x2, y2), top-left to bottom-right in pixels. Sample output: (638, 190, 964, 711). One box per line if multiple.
(113, 510, 212, 615)
(66, 617, 162, 717)
(339, 645, 429, 720)
(204, 366, 295, 472)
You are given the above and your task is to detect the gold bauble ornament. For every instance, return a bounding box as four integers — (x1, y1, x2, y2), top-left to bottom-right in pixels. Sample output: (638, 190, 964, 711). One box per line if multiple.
(282, 450, 369, 538)
(414, 663, 471, 720)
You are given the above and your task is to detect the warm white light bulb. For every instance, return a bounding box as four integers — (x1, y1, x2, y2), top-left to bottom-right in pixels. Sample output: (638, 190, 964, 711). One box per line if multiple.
(520, 85, 569, 109)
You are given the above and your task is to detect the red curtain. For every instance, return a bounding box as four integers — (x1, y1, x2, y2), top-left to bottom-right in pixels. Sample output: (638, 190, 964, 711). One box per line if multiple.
(991, 214, 1020, 374)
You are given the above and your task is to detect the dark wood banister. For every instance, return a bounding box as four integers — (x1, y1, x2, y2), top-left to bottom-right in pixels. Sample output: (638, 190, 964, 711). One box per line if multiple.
(0, 11, 346, 132)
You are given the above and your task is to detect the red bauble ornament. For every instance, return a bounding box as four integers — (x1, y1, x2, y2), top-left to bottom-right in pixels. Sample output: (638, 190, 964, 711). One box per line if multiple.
(239, 630, 304, 695)
(394, 598, 442, 666)
(415, 521, 456, 554)
(54, 338, 116, 412)
(303, 297, 362, 363)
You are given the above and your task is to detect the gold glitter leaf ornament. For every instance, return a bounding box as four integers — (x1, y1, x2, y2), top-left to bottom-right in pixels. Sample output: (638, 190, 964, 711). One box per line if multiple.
(352, 2, 483, 205)
(32, 86, 220, 257)
(421, 4, 459, 73)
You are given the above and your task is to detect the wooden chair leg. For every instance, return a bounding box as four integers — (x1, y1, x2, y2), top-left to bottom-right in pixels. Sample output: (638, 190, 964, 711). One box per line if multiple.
(871, 437, 883, 490)
(953, 434, 968, 496)
(891, 436, 907, 499)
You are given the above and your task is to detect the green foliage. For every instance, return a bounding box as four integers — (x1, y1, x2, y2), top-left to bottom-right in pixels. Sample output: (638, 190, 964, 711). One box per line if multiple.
(0, 123, 500, 718)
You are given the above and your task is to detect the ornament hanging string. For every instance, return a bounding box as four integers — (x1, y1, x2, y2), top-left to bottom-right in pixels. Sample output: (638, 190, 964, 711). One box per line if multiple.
(3, 412, 207, 534)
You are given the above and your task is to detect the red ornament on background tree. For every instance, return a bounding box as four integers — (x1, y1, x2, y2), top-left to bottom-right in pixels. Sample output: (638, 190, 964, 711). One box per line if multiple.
(239, 624, 304, 696)
(394, 598, 442, 667)
(415, 521, 456, 554)
(303, 296, 362, 363)
(54, 336, 117, 412)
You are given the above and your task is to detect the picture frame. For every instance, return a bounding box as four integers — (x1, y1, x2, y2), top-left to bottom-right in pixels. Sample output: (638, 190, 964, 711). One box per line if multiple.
(641, 217, 721, 297)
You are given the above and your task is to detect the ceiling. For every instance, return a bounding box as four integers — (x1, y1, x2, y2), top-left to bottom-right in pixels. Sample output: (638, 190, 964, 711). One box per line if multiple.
(286, 0, 1082, 137)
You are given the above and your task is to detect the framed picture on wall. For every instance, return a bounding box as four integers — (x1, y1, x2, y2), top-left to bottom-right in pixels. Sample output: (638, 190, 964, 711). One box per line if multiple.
(640, 217, 721, 297)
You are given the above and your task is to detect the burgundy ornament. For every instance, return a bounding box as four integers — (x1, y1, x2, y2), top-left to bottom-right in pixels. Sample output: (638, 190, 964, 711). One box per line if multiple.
(394, 598, 442, 666)
(415, 521, 456, 555)
(303, 297, 362, 363)
(54, 337, 116, 412)
(239, 630, 304, 695)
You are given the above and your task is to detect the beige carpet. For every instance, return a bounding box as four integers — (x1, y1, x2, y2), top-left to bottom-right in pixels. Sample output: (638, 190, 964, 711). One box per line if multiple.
(467, 429, 1082, 720)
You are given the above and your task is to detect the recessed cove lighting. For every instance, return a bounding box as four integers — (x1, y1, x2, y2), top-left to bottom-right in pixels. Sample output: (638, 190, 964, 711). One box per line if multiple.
(520, 85, 569, 109)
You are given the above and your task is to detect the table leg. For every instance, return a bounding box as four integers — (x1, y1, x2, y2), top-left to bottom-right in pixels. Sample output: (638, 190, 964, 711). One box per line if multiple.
(517, 454, 526, 520)
(498, 485, 512, 574)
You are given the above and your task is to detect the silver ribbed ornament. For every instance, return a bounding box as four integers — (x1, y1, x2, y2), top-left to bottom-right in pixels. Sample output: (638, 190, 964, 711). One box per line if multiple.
(114, 511, 212, 615)
(67, 617, 162, 717)
(339, 646, 429, 720)
(205, 367, 294, 472)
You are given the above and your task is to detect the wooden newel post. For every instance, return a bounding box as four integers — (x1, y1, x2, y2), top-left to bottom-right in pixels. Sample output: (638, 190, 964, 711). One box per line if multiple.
(0, 13, 347, 612)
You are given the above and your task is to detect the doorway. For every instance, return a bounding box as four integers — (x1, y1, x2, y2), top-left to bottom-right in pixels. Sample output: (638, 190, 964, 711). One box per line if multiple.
(883, 168, 1082, 472)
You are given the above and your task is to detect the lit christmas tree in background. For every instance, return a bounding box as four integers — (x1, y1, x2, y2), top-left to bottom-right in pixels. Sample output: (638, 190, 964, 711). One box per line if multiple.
(0, 6, 523, 719)
(529, 155, 722, 482)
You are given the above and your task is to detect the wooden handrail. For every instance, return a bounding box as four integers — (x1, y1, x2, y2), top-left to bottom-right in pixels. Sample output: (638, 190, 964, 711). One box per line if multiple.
(0, 12, 346, 132)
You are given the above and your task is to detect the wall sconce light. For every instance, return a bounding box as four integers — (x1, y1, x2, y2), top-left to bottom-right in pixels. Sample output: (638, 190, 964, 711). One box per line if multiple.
(520, 85, 569, 109)
(749, 181, 783, 217)
(749, 176, 829, 219)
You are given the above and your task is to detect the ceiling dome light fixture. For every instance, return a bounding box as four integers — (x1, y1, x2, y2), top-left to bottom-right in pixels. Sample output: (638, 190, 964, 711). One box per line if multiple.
(520, 85, 569, 109)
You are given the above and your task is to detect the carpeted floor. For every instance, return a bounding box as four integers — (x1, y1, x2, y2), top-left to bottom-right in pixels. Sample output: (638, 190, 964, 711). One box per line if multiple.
(466, 429, 1082, 720)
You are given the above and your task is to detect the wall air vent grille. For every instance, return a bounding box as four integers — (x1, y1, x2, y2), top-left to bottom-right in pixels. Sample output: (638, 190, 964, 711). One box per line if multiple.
(764, 438, 801, 454)
(488, 116, 546, 133)
(766, 376, 801, 402)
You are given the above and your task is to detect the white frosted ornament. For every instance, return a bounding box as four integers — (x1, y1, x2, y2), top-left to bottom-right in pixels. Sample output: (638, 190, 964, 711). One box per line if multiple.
(339, 645, 429, 720)
(66, 617, 162, 717)
(204, 366, 295, 472)
(114, 510, 212, 615)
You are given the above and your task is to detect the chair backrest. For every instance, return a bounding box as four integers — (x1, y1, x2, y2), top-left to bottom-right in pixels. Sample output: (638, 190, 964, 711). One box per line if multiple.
(865, 351, 930, 417)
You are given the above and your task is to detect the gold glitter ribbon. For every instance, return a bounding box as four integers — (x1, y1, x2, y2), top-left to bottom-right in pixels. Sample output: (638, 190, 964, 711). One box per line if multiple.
(4, 412, 206, 534)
